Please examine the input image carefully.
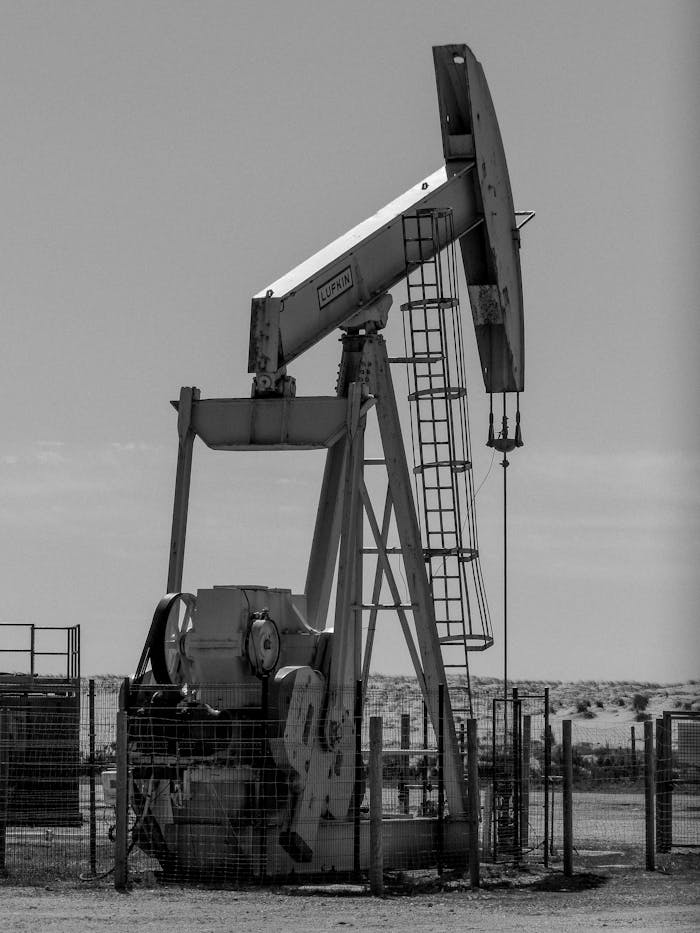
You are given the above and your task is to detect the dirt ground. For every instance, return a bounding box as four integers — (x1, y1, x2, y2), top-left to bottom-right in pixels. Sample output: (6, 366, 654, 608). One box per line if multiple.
(2, 856, 699, 933)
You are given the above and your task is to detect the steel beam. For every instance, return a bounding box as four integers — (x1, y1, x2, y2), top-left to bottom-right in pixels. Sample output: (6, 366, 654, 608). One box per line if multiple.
(249, 164, 478, 376)
(166, 386, 199, 593)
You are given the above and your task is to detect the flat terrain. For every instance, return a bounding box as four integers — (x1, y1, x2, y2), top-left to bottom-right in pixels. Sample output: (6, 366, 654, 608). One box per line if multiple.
(2, 677, 697, 928)
(2, 857, 699, 932)
(468, 677, 700, 728)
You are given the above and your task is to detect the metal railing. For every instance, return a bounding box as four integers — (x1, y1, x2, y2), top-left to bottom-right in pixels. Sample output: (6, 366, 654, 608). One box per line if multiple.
(0, 623, 80, 681)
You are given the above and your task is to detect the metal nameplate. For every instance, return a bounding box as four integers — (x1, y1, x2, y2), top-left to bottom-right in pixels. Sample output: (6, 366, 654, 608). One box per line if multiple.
(317, 266, 353, 309)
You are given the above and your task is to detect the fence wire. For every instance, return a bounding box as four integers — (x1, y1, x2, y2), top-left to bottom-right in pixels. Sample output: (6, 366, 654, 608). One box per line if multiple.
(1, 679, 698, 885)
(0, 680, 119, 881)
(550, 723, 646, 864)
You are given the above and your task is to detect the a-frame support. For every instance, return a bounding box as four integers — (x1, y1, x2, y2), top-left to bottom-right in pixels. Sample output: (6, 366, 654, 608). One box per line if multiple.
(304, 327, 468, 818)
(364, 334, 467, 817)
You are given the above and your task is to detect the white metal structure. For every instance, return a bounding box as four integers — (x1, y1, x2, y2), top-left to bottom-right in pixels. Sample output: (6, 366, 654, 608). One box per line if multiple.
(129, 43, 528, 878)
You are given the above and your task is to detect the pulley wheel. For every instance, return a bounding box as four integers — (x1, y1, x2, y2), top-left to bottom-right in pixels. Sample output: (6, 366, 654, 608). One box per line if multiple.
(148, 592, 196, 685)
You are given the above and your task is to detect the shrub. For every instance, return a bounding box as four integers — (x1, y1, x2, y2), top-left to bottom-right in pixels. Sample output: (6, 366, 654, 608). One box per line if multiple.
(632, 693, 649, 712)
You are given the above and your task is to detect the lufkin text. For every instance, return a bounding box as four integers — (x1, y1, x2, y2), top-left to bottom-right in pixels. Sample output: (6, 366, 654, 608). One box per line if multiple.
(317, 266, 353, 309)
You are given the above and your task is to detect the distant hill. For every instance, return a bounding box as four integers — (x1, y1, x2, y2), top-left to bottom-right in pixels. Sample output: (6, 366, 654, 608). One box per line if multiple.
(83, 673, 700, 727)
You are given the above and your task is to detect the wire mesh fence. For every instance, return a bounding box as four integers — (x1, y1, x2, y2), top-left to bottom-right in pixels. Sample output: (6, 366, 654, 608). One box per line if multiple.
(672, 715, 700, 847)
(550, 723, 647, 865)
(120, 681, 463, 883)
(0, 679, 120, 882)
(1, 678, 698, 886)
(656, 712, 700, 852)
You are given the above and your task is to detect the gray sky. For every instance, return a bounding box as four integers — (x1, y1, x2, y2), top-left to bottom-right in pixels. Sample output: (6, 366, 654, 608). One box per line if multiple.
(1, 1, 698, 681)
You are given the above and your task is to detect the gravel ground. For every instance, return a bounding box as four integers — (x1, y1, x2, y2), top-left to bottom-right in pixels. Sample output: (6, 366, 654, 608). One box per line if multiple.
(2, 856, 699, 933)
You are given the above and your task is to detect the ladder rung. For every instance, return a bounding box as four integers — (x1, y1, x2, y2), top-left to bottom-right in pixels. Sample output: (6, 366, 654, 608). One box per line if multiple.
(388, 354, 442, 364)
(425, 547, 478, 560)
(351, 603, 418, 611)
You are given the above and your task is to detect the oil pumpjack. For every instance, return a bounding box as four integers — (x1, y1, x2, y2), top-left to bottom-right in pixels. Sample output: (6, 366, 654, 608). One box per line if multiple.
(126, 44, 527, 879)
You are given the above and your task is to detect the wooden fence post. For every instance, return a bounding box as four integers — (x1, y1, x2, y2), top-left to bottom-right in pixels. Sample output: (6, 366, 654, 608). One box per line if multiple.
(467, 718, 480, 887)
(644, 720, 655, 871)
(399, 713, 410, 815)
(520, 714, 531, 850)
(114, 709, 129, 890)
(422, 701, 428, 814)
(481, 783, 493, 861)
(562, 719, 573, 877)
(437, 683, 444, 875)
(543, 688, 550, 868)
(512, 688, 521, 859)
(88, 678, 96, 877)
(369, 716, 383, 896)
(0, 709, 10, 877)
(353, 680, 362, 880)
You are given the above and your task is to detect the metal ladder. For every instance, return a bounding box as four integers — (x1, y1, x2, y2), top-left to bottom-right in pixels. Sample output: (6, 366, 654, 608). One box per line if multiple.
(400, 209, 493, 709)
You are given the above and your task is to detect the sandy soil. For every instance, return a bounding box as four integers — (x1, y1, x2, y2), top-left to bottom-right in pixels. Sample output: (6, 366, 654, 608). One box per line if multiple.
(2, 858, 699, 933)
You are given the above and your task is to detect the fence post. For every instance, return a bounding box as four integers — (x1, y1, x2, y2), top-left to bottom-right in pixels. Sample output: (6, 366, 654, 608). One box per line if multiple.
(481, 783, 493, 861)
(467, 718, 480, 887)
(422, 700, 428, 814)
(437, 683, 445, 875)
(655, 716, 671, 852)
(0, 709, 9, 877)
(491, 698, 497, 861)
(114, 708, 129, 890)
(88, 678, 97, 877)
(520, 714, 531, 851)
(644, 720, 655, 871)
(353, 680, 362, 880)
(630, 725, 638, 782)
(512, 688, 521, 859)
(543, 687, 550, 868)
(562, 719, 573, 877)
(369, 715, 383, 896)
(399, 713, 410, 815)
